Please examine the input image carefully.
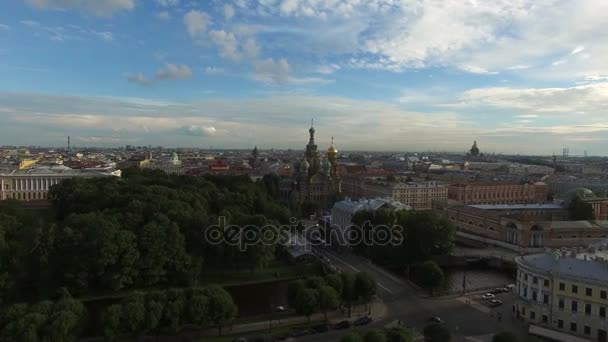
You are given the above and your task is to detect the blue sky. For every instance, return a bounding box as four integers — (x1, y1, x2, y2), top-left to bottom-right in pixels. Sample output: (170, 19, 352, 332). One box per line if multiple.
(1, 0, 608, 154)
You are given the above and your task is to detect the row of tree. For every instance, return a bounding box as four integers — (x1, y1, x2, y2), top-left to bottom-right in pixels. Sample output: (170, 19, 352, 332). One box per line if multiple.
(102, 285, 237, 339)
(287, 272, 377, 321)
(1, 170, 297, 303)
(0, 296, 86, 342)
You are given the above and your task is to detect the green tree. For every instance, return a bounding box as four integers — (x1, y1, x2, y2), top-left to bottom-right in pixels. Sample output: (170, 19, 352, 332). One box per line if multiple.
(318, 285, 339, 321)
(121, 295, 145, 336)
(202, 285, 238, 336)
(413, 261, 444, 294)
(102, 304, 123, 341)
(386, 327, 415, 342)
(568, 196, 594, 220)
(341, 332, 364, 342)
(163, 289, 186, 334)
(306, 276, 326, 289)
(143, 299, 164, 336)
(493, 331, 518, 342)
(188, 293, 209, 328)
(294, 288, 320, 323)
(355, 272, 376, 313)
(423, 323, 451, 342)
(287, 280, 307, 308)
(365, 329, 387, 342)
(340, 272, 358, 318)
(324, 273, 343, 296)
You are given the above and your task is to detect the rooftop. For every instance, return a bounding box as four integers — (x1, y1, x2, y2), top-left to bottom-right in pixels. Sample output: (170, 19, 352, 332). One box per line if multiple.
(517, 244, 608, 283)
(472, 203, 563, 210)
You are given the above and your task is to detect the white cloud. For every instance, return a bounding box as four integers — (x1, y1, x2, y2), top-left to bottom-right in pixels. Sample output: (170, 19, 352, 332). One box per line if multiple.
(20, 20, 41, 27)
(460, 82, 608, 115)
(0, 24, 10, 31)
(155, 63, 192, 80)
(127, 73, 153, 86)
(570, 46, 585, 55)
(157, 11, 171, 21)
(224, 4, 235, 20)
(25, 0, 135, 16)
(252, 58, 290, 85)
(204, 67, 224, 74)
(128, 63, 192, 86)
(155, 0, 178, 7)
(209, 30, 240, 60)
(460, 65, 499, 75)
(178, 125, 217, 136)
(93, 31, 114, 41)
(316, 64, 340, 75)
(184, 10, 209, 38)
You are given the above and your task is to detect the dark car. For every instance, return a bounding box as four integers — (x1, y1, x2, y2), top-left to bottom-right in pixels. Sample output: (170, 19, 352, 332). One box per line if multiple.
(334, 320, 351, 329)
(353, 315, 373, 326)
(311, 324, 330, 333)
(428, 316, 443, 324)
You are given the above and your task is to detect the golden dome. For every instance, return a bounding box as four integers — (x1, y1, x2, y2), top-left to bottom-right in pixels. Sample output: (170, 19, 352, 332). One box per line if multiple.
(327, 136, 338, 156)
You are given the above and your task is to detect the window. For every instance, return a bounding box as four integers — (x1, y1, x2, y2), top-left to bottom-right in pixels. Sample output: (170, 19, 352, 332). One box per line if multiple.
(530, 311, 536, 320)
(586, 303, 592, 315)
(559, 298, 565, 310)
(572, 285, 578, 294)
(525, 274, 528, 281)
(524, 288, 528, 297)
(586, 288, 593, 296)
(543, 294, 549, 304)
(533, 277, 538, 284)
(600, 306, 606, 319)
(571, 300, 578, 313)
(558, 320, 564, 329)
(601, 290, 607, 299)
(542, 315, 548, 323)
(559, 282, 565, 291)
(532, 290, 537, 301)
(571, 322, 577, 332)
(585, 326, 591, 335)
(544, 279, 549, 287)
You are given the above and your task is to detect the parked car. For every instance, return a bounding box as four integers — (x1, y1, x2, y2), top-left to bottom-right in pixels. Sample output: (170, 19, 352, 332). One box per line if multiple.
(354, 316, 373, 326)
(334, 320, 351, 329)
(489, 299, 503, 307)
(481, 293, 495, 300)
(427, 316, 443, 324)
(505, 284, 516, 289)
(275, 305, 287, 312)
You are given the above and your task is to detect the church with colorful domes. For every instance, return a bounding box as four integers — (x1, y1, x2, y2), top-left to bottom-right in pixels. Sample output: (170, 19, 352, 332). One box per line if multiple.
(283, 121, 341, 209)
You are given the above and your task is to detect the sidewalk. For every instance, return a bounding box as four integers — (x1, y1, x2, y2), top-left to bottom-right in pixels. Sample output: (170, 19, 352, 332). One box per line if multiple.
(207, 299, 388, 337)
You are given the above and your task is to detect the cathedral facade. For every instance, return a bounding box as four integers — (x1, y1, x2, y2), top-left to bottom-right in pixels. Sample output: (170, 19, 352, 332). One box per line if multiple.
(283, 123, 341, 209)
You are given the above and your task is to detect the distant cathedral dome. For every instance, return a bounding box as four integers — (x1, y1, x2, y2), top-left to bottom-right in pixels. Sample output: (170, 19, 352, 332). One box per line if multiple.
(470, 140, 480, 156)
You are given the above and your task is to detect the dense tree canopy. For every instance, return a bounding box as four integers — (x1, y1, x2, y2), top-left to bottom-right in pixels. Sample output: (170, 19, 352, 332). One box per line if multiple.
(350, 209, 455, 268)
(1, 170, 296, 303)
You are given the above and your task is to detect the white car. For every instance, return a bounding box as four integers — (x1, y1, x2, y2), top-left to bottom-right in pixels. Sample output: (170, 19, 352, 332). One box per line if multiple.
(481, 293, 495, 300)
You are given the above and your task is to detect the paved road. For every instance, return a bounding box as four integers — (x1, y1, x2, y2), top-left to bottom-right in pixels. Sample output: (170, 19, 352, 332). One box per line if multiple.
(297, 245, 525, 342)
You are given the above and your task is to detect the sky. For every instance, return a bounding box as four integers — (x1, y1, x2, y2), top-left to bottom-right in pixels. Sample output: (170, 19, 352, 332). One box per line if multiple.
(1, 0, 608, 155)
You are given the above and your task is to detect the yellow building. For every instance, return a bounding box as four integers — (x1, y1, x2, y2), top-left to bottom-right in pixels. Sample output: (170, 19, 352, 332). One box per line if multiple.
(515, 244, 608, 342)
(18, 158, 39, 169)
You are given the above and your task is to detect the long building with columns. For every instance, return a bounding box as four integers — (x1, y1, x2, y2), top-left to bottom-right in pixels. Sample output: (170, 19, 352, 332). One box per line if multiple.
(0, 165, 121, 201)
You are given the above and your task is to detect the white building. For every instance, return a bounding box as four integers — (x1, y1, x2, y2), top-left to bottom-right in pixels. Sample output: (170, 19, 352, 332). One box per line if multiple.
(0, 165, 121, 201)
(515, 242, 608, 342)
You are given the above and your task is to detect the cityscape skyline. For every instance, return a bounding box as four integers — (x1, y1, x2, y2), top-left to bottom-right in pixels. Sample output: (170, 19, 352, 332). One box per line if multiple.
(1, 1, 608, 154)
